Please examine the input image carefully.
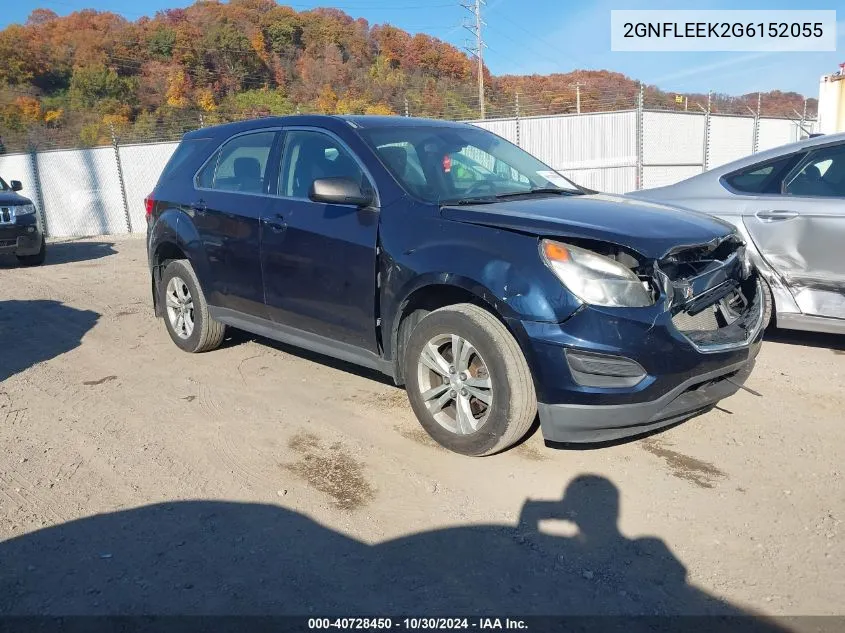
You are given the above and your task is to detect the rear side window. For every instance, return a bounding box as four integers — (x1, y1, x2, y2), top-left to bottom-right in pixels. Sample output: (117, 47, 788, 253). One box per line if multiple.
(196, 131, 276, 194)
(159, 138, 210, 183)
(723, 153, 804, 194)
(784, 143, 845, 197)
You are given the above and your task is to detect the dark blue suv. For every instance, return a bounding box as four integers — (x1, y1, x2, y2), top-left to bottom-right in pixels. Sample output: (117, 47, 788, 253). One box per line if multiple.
(147, 115, 763, 455)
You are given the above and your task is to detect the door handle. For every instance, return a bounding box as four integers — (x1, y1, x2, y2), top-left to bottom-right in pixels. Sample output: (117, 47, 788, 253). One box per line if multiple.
(262, 213, 287, 233)
(756, 210, 798, 221)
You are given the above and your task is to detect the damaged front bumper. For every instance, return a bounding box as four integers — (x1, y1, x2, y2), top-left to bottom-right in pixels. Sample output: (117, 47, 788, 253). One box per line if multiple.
(536, 357, 756, 443)
(509, 237, 765, 444)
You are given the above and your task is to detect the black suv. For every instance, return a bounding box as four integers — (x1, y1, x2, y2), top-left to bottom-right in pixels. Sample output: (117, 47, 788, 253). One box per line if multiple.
(0, 177, 45, 266)
(147, 115, 763, 456)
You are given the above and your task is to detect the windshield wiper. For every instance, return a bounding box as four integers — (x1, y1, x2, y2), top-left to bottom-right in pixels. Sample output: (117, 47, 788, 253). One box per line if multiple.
(439, 197, 498, 205)
(495, 187, 579, 199)
(440, 187, 582, 206)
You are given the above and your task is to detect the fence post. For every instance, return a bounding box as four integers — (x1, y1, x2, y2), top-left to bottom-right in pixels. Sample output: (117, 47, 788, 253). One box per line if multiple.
(515, 92, 521, 147)
(636, 83, 644, 190)
(702, 90, 712, 172)
(110, 123, 132, 234)
(28, 143, 48, 238)
(752, 92, 761, 154)
(199, 113, 205, 128)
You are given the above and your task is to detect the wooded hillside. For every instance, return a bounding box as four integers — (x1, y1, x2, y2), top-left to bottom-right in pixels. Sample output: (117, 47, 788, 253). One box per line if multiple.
(0, 1, 817, 150)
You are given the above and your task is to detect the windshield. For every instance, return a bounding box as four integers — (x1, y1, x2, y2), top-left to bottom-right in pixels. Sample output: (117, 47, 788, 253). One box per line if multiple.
(0, 177, 8, 191)
(358, 125, 581, 204)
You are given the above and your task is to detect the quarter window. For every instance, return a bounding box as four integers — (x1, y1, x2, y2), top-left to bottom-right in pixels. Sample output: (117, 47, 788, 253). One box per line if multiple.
(723, 154, 803, 194)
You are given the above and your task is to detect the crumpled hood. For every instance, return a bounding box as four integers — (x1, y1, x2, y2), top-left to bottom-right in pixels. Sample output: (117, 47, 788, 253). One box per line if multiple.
(440, 193, 735, 259)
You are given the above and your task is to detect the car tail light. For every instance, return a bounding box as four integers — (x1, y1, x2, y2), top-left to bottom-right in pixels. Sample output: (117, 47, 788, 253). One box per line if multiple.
(144, 195, 155, 218)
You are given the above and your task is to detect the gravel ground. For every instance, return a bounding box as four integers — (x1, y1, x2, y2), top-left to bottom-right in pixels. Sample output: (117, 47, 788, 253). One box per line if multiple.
(0, 236, 842, 621)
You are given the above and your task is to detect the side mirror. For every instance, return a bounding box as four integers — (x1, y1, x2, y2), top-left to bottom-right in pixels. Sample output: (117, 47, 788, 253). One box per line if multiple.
(309, 177, 373, 207)
(10, 180, 22, 192)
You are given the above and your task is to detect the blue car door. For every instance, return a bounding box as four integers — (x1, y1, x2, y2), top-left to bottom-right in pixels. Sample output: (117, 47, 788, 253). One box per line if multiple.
(260, 128, 380, 353)
(193, 129, 279, 316)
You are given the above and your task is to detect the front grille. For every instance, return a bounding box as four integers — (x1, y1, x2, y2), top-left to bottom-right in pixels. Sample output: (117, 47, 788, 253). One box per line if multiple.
(0, 239, 15, 248)
(0, 207, 13, 224)
(672, 306, 719, 333)
(672, 281, 762, 351)
(659, 236, 761, 352)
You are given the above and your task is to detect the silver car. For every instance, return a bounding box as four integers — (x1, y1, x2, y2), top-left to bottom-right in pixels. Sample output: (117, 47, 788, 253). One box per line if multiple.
(629, 132, 845, 335)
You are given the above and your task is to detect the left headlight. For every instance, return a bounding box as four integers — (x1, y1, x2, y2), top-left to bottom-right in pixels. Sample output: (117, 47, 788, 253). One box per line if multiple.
(15, 204, 36, 216)
(540, 239, 655, 308)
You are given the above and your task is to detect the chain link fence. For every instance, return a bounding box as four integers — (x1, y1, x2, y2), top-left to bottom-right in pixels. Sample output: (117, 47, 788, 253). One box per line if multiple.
(0, 103, 818, 239)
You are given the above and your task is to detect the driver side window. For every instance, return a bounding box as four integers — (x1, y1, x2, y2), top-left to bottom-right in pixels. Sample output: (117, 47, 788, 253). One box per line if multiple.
(279, 130, 368, 199)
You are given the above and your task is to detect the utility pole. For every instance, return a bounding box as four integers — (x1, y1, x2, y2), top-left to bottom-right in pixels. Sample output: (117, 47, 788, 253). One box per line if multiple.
(462, 0, 486, 119)
(570, 82, 584, 114)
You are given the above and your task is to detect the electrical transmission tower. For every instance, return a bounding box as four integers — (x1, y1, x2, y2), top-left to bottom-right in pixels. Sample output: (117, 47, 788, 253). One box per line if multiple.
(461, 0, 486, 119)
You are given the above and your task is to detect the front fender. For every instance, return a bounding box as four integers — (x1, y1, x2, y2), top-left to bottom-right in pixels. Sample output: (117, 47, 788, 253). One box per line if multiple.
(379, 224, 583, 364)
(388, 226, 581, 323)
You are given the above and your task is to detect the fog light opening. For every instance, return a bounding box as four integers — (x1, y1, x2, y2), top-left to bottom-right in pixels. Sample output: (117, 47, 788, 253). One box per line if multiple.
(565, 349, 647, 388)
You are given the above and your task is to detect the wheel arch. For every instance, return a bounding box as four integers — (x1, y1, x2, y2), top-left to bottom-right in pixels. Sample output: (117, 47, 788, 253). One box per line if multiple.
(389, 279, 526, 386)
(149, 208, 212, 316)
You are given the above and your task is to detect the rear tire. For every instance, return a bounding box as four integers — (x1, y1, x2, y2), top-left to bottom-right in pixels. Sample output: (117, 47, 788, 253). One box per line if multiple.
(160, 259, 225, 353)
(16, 238, 46, 266)
(403, 303, 537, 456)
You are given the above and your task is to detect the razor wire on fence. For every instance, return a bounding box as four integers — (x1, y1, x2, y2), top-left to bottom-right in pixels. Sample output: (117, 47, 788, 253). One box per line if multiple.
(0, 102, 818, 240)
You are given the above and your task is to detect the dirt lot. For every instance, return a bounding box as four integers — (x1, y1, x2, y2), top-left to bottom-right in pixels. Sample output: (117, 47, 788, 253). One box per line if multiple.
(0, 236, 843, 619)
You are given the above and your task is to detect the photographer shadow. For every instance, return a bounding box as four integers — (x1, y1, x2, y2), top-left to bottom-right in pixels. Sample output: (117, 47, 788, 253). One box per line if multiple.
(0, 475, 786, 629)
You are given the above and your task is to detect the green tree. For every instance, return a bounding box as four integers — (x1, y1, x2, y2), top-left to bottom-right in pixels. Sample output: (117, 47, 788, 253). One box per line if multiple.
(69, 64, 135, 111)
(147, 27, 176, 60)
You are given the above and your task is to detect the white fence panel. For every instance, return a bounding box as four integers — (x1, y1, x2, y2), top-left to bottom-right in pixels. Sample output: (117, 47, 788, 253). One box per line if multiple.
(471, 118, 518, 144)
(119, 142, 179, 233)
(709, 115, 755, 168)
(640, 165, 703, 191)
(521, 111, 637, 170)
(0, 152, 39, 217)
(641, 111, 707, 190)
(37, 147, 127, 237)
(643, 111, 705, 167)
(757, 118, 804, 152)
(3, 111, 819, 238)
(560, 166, 636, 194)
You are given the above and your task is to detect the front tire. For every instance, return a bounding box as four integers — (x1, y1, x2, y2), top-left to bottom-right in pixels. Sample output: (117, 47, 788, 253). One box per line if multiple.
(160, 259, 225, 353)
(16, 238, 46, 266)
(403, 303, 537, 456)
(761, 277, 775, 331)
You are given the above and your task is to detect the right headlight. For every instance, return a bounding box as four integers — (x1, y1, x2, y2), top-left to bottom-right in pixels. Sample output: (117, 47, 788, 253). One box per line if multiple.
(14, 204, 36, 216)
(539, 239, 655, 308)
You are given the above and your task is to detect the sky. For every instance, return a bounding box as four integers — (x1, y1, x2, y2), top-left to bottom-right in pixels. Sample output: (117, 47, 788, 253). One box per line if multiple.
(2, 0, 843, 98)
